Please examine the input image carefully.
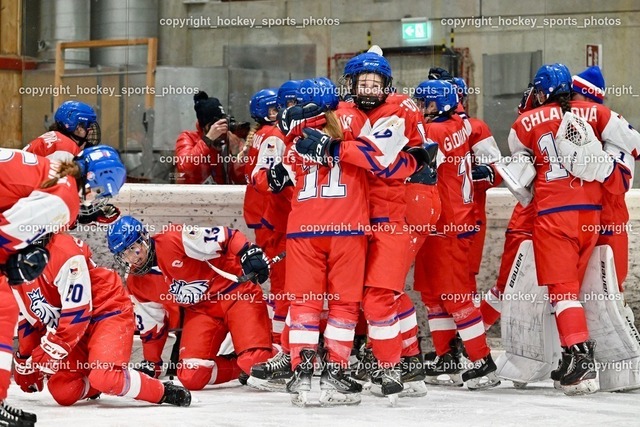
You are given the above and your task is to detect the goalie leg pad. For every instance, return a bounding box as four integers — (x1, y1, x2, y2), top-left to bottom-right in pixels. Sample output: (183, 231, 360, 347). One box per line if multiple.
(580, 245, 640, 392)
(495, 240, 562, 383)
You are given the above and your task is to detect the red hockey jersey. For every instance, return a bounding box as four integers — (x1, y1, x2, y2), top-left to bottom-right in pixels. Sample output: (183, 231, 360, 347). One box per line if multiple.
(0, 149, 79, 263)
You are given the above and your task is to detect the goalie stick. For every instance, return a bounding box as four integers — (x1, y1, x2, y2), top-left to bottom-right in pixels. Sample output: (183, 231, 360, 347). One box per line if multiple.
(205, 251, 286, 284)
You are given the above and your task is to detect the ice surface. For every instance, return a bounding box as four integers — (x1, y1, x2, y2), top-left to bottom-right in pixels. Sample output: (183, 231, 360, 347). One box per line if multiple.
(6, 352, 640, 427)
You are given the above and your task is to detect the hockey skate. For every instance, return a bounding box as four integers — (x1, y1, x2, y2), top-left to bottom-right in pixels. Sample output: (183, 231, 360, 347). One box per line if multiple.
(399, 354, 428, 397)
(248, 351, 292, 392)
(287, 349, 315, 407)
(238, 371, 249, 386)
(370, 366, 404, 406)
(0, 401, 36, 427)
(550, 349, 572, 390)
(462, 354, 501, 390)
(352, 345, 376, 388)
(559, 341, 599, 396)
(318, 361, 362, 406)
(159, 382, 192, 407)
(424, 352, 464, 387)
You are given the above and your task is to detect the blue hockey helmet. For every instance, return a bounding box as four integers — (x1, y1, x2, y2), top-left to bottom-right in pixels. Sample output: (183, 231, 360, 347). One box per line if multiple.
(277, 80, 303, 109)
(107, 215, 154, 275)
(250, 88, 279, 123)
(55, 101, 97, 132)
(75, 145, 126, 199)
(54, 101, 101, 146)
(414, 80, 458, 119)
(296, 77, 340, 112)
(451, 77, 468, 98)
(533, 63, 572, 104)
(343, 50, 393, 110)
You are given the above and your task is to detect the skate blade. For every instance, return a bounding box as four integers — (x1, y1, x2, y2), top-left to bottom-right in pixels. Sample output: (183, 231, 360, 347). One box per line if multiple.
(247, 376, 289, 393)
(466, 372, 501, 391)
(387, 393, 399, 407)
(425, 374, 464, 387)
(319, 390, 361, 406)
(291, 391, 309, 407)
(561, 378, 599, 396)
(399, 380, 428, 398)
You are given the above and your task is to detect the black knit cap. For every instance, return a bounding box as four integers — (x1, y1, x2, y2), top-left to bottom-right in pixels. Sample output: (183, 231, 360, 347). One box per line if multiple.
(193, 91, 225, 129)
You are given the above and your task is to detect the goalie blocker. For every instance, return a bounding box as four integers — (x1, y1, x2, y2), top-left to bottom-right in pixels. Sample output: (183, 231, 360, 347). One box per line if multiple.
(497, 241, 640, 391)
(494, 152, 536, 207)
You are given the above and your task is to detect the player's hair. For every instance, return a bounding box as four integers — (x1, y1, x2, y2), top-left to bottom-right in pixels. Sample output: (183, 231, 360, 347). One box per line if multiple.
(237, 124, 258, 161)
(557, 93, 572, 115)
(41, 161, 82, 189)
(323, 110, 344, 140)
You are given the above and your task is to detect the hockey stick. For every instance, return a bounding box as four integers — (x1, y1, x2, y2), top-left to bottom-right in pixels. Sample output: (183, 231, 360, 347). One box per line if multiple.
(205, 251, 286, 284)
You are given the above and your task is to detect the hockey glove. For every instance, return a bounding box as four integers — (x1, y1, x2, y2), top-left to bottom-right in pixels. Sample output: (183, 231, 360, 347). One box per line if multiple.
(3, 245, 50, 285)
(31, 334, 70, 375)
(135, 360, 163, 379)
(78, 204, 121, 224)
(518, 83, 535, 115)
(428, 67, 453, 80)
(277, 104, 327, 137)
(472, 164, 495, 184)
(295, 128, 340, 167)
(238, 244, 270, 285)
(405, 145, 438, 185)
(13, 352, 44, 393)
(267, 163, 293, 194)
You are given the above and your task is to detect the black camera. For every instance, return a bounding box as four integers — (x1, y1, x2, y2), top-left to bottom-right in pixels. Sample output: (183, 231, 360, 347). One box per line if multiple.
(226, 116, 251, 136)
(227, 116, 238, 132)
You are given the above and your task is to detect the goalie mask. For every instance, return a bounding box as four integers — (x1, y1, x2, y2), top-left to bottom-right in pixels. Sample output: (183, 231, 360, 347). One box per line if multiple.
(107, 215, 155, 275)
(54, 101, 101, 147)
(414, 80, 458, 122)
(342, 48, 392, 110)
(532, 63, 572, 107)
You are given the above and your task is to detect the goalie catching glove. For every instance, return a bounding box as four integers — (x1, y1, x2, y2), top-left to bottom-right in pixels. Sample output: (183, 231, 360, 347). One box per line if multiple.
(294, 128, 340, 167)
(554, 111, 614, 182)
(238, 244, 270, 284)
(277, 103, 327, 138)
(2, 245, 50, 284)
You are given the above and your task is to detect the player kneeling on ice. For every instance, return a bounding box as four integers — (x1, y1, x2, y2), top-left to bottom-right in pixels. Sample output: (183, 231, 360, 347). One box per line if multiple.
(0, 145, 127, 425)
(107, 216, 275, 390)
(10, 232, 190, 407)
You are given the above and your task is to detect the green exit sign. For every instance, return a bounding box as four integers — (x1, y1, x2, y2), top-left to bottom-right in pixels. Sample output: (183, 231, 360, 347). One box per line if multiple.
(402, 18, 429, 42)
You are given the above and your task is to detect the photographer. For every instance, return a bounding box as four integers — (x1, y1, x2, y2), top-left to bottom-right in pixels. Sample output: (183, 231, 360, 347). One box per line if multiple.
(174, 91, 248, 184)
